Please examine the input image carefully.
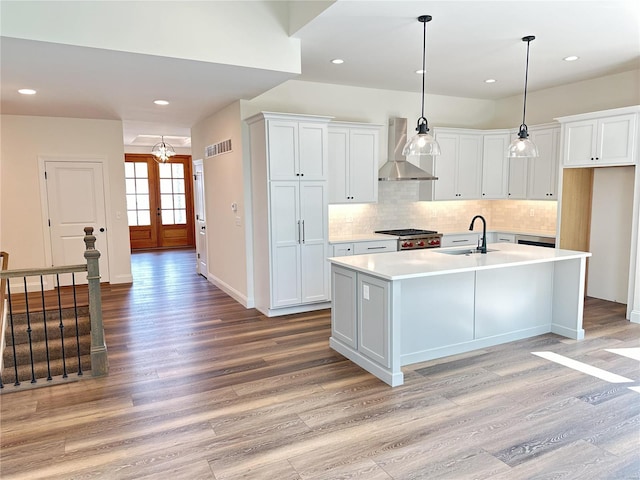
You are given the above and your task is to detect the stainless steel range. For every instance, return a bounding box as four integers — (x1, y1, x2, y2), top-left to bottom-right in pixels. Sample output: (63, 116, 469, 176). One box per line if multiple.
(375, 228, 442, 250)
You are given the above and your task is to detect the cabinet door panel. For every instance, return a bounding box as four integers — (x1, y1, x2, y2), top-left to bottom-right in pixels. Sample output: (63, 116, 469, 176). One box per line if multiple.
(301, 243, 328, 303)
(433, 135, 458, 200)
(349, 129, 378, 203)
(270, 182, 301, 307)
(300, 182, 328, 303)
(564, 120, 596, 165)
(528, 128, 558, 199)
(598, 114, 636, 164)
(508, 157, 528, 199)
(328, 129, 349, 202)
(268, 121, 299, 180)
(299, 122, 327, 180)
(482, 134, 509, 199)
(457, 135, 483, 198)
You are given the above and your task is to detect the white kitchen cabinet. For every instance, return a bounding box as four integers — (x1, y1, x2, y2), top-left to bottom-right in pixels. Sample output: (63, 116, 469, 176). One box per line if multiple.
(328, 123, 381, 204)
(559, 109, 638, 167)
(494, 233, 516, 243)
(441, 233, 480, 248)
(481, 133, 510, 199)
(247, 112, 333, 317)
(507, 157, 528, 199)
(332, 239, 396, 256)
(420, 130, 483, 201)
(528, 126, 560, 200)
(267, 118, 329, 180)
(332, 243, 354, 257)
(353, 240, 396, 255)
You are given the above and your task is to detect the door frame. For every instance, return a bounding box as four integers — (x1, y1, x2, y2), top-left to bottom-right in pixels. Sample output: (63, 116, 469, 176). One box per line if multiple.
(192, 158, 208, 277)
(125, 153, 195, 250)
(37, 155, 113, 291)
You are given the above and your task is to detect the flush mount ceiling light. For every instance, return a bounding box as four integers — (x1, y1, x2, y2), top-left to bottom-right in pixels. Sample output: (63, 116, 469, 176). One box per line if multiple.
(331, 58, 344, 64)
(151, 136, 176, 163)
(484, 78, 496, 84)
(563, 55, 579, 62)
(508, 35, 539, 158)
(402, 15, 441, 157)
(18, 88, 36, 95)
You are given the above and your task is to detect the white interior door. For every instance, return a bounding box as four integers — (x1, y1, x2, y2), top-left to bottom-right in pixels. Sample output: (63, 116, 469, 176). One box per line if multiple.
(193, 160, 208, 277)
(45, 161, 110, 285)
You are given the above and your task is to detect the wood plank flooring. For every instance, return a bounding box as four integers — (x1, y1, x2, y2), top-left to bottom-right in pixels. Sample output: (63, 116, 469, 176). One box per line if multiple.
(1, 248, 639, 479)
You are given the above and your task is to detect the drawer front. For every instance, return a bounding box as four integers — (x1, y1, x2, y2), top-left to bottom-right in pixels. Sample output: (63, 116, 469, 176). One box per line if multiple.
(441, 234, 479, 248)
(495, 233, 516, 243)
(353, 240, 397, 255)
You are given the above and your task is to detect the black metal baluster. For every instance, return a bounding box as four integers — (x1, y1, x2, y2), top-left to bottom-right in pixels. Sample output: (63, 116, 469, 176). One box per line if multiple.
(72, 273, 83, 376)
(24, 278, 37, 383)
(56, 274, 68, 378)
(40, 276, 52, 381)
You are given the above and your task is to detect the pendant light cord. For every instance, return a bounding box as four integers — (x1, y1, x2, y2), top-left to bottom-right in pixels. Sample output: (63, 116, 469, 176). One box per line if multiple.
(421, 18, 426, 121)
(521, 37, 532, 128)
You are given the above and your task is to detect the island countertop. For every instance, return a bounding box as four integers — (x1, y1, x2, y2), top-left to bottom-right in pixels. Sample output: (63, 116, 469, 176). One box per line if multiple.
(328, 243, 591, 281)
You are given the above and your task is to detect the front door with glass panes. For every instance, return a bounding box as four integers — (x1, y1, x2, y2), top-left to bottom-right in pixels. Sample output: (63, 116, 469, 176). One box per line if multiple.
(125, 154, 195, 250)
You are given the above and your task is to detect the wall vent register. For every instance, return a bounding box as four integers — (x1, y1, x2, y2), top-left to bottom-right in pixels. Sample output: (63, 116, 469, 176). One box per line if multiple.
(205, 139, 232, 158)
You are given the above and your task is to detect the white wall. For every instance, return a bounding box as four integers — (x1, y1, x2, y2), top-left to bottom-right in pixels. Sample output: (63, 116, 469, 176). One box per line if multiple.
(588, 167, 635, 303)
(492, 70, 640, 128)
(190, 102, 251, 306)
(0, 115, 132, 283)
(1, 1, 301, 74)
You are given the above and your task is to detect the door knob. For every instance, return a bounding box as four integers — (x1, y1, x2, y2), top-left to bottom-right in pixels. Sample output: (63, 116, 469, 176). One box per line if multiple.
(99, 227, 105, 232)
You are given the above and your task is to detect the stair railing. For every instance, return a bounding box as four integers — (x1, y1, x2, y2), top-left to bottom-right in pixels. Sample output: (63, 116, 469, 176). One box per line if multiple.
(0, 227, 107, 389)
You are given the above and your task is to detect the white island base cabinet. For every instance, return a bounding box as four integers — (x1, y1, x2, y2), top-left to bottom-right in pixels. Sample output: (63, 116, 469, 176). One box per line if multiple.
(329, 246, 588, 386)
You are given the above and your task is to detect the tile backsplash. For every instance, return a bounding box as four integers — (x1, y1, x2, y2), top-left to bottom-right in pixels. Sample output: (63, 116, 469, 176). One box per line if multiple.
(329, 181, 557, 237)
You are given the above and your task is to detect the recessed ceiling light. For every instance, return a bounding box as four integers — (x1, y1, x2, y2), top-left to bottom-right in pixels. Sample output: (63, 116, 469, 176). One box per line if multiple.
(563, 55, 579, 62)
(484, 79, 496, 84)
(331, 58, 344, 64)
(154, 99, 169, 105)
(18, 88, 36, 95)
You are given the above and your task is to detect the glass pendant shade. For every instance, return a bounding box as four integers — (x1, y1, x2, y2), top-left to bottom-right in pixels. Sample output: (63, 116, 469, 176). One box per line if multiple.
(402, 120, 441, 156)
(507, 126, 539, 157)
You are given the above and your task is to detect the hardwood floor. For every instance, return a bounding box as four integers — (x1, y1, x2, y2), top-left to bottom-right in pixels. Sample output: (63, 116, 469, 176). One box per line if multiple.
(1, 248, 639, 479)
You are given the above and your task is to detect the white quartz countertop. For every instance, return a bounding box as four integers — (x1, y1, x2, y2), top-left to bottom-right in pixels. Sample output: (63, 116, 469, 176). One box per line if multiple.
(328, 243, 591, 280)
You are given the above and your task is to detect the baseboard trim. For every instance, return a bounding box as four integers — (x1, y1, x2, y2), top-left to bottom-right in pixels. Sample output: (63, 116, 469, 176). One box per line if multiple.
(207, 273, 251, 308)
(630, 309, 640, 324)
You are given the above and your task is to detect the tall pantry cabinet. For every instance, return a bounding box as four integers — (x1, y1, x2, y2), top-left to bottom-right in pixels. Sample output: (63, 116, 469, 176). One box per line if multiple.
(247, 112, 333, 317)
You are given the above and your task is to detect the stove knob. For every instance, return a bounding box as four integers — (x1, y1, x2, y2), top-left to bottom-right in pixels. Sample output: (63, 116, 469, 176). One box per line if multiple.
(407, 242, 414, 247)
(417, 241, 425, 247)
(402, 242, 410, 248)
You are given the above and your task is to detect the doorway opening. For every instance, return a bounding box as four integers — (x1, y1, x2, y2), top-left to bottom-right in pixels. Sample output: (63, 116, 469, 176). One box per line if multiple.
(125, 154, 195, 250)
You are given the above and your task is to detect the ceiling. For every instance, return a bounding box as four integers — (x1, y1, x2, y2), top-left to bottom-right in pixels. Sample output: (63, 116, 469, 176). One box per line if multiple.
(1, 1, 638, 147)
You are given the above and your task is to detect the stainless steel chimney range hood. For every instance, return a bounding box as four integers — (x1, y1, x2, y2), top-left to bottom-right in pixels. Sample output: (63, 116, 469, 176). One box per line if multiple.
(378, 118, 438, 181)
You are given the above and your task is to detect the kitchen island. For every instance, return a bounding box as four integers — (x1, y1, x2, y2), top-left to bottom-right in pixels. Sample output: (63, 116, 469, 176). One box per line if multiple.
(328, 243, 591, 386)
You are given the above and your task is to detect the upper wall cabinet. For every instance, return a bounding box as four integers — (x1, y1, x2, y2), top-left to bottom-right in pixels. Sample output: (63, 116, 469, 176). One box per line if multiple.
(267, 116, 330, 180)
(328, 122, 381, 204)
(421, 129, 483, 201)
(557, 107, 639, 167)
(527, 126, 560, 200)
(481, 133, 510, 199)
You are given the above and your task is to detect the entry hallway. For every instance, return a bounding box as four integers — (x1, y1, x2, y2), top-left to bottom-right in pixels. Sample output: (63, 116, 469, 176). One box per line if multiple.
(1, 249, 639, 479)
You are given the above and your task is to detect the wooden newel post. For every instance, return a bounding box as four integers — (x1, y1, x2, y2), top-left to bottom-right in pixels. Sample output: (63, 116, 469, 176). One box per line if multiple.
(84, 227, 108, 377)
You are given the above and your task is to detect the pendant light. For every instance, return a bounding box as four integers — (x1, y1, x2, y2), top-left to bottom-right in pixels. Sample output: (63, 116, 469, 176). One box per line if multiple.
(151, 136, 176, 163)
(507, 35, 539, 158)
(402, 15, 441, 157)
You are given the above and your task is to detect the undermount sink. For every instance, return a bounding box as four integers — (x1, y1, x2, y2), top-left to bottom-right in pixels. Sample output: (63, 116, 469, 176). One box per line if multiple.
(438, 248, 497, 256)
